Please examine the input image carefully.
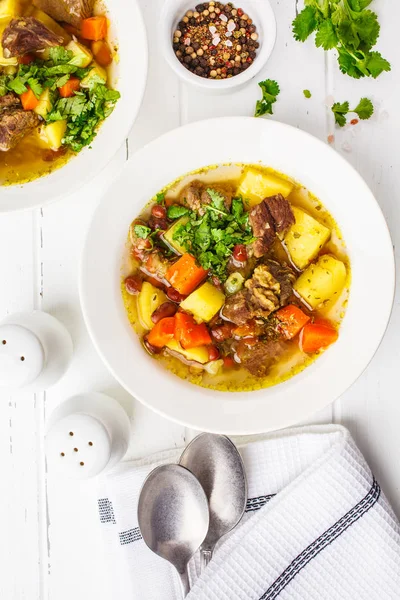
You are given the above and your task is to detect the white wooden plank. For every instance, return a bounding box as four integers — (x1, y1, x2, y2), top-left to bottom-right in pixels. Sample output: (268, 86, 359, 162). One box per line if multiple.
(0, 211, 44, 600)
(327, 0, 400, 515)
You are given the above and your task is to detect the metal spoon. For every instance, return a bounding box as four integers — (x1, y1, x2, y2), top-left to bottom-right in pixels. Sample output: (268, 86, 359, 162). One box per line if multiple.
(179, 433, 247, 571)
(137, 464, 209, 596)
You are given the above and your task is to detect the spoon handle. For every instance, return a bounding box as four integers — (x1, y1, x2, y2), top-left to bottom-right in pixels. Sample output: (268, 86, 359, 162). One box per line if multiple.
(200, 548, 213, 571)
(178, 568, 190, 597)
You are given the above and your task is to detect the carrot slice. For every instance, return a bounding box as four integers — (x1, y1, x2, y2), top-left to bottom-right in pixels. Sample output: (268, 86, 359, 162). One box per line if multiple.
(165, 254, 208, 296)
(276, 304, 310, 340)
(147, 317, 176, 348)
(20, 87, 39, 111)
(299, 319, 338, 354)
(91, 40, 112, 66)
(58, 77, 80, 98)
(81, 16, 108, 41)
(174, 312, 212, 349)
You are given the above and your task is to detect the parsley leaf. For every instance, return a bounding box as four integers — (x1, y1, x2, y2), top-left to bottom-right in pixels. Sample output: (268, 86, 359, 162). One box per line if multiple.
(303, 89, 312, 98)
(48, 46, 74, 64)
(254, 79, 280, 117)
(167, 205, 189, 219)
(293, 6, 318, 42)
(207, 188, 226, 212)
(27, 77, 43, 98)
(292, 0, 390, 79)
(134, 224, 152, 239)
(7, 77, 27, 94)
(331, 97, 373, 126)
(353, 97, 374, 119)
(332, 101, 350, 127)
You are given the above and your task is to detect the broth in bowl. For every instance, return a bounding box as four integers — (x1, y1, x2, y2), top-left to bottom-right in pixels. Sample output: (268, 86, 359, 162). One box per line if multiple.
(0, 0, 119, 185)
(122, 164, 350, 392)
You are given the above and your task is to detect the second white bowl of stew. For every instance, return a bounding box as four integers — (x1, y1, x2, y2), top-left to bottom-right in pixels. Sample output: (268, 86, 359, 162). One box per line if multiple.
(0, 0, 147, 212)
(80, 117, 395, 434)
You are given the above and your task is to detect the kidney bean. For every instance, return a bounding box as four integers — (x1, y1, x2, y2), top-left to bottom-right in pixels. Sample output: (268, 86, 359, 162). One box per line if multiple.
(151, 302, 177, 324)
(124, 274, 142, 295)
(167, 287, 186, 303)
(233, 244, 247, 263)
(149, 216, 168, 231)
(143, 335, 162, 355)
(207, 345, 220, 361)
(211, 323, 235, 343)
(151, 204, 167, 219)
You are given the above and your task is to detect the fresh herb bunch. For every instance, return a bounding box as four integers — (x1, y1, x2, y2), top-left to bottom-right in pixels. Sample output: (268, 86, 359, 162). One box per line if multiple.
(254, 79, 280, 117)
(331, 96, 373, 126)
(292, 0, 391, 79)
(0, 46, 120, 152)
(170, 189, 255, 281)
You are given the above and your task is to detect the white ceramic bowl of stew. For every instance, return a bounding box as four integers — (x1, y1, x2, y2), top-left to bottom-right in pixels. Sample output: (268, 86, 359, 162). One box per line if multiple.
(80, 117, 395, 435)
(0, 0, 147, 213)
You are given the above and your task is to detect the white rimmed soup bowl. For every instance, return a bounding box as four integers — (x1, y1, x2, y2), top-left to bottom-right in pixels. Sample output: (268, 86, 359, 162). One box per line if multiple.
(160, 0, 276, 92)
(0, 0, 148, 213)
(80, 117, 395, 435)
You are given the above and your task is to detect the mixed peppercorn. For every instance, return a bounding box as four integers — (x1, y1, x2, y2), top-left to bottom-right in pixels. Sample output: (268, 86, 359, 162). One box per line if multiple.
(173, 2, 259, 79)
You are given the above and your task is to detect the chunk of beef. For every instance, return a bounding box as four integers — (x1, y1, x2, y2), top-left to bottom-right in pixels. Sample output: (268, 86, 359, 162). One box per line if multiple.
(263, 259, 295, 306)
(0, 93, 21, 111)
(0, 109, 39, 152)
(201, 185, 233, 211)
(249, 195, 295, 258)
(235, 339, 285, 377)
(249, 201, 276, 258)
(179, 181, 203, 212)
(221, 290, 252, 326)
(245, 265, 281, 319)
(33, 0, 94, 27)
(264, 194, 295, 234)
(2, 17, 63, 57)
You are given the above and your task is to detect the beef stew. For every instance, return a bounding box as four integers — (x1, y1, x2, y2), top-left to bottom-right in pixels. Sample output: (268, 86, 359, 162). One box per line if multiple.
(121, 164, 350, 392)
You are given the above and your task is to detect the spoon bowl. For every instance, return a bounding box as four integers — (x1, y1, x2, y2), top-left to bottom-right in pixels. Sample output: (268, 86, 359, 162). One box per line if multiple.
(138, 464, 209, 596)
(180, 434, 247, 569)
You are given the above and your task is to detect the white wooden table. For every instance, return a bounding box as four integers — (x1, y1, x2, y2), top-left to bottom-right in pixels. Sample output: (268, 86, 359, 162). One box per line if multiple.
(1, 1, 399, 598)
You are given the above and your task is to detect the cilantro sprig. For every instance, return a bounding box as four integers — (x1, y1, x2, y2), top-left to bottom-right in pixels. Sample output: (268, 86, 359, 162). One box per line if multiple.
(292, 0, 391, 79)
(331, 97, 374, 126)
(254, 79, 280, 117)
(0, 46, 120, 153)
(171, 190, 254, 281)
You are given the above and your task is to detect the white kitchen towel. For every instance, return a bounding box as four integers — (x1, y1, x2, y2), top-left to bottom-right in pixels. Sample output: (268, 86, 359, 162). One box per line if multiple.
(96, 425, 400, 600)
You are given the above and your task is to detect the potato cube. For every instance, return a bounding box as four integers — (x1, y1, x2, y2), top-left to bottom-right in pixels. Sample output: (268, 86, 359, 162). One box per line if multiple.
(0, 0, 21, 19)
(0, 19, 17, 66)
(180, 282, 225, 322)
(80, 62, 107, 88)
(166, 339, 209, 364)
(137, 282, 167, 330)
(284, 206, 331, 270)
(34, 88, 52, 118)
(40, 120, 67, 150)
(236, 167, 294, 208)
(162, 216, 188, 255)
(66, 40, 93, 68)
(294, 255, 347, 310)
(31, 8, 71, 44)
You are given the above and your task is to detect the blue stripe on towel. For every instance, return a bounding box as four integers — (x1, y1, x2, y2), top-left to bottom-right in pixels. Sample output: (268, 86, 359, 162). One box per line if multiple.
(260, 478, 381, 600)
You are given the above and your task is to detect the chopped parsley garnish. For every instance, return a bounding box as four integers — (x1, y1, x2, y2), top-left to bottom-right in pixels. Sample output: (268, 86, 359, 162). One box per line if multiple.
(292, 0, 391, 79)
(167, 205, 189, 219)
(155, 192, 166, 205)
(0, 46, 120, 153)
(303, 89, 312, 98)
(254, 79, 280, 117)
(171, 191, 255, 281)
(134, 224, 152, 239)
(331, 97, 374, 126)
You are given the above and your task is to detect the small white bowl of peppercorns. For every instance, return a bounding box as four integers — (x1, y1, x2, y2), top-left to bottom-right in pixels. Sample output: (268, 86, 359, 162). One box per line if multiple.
(160, 0, 276, 91)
